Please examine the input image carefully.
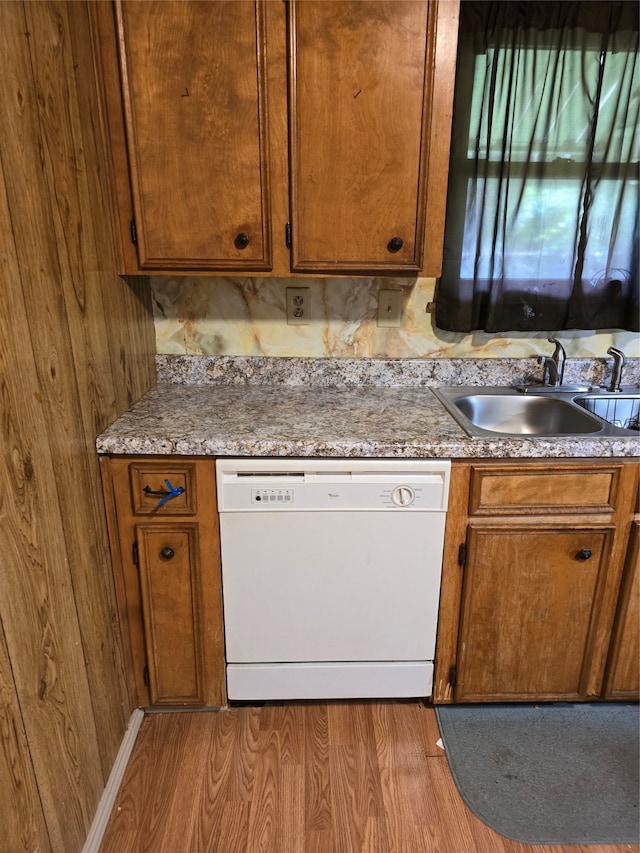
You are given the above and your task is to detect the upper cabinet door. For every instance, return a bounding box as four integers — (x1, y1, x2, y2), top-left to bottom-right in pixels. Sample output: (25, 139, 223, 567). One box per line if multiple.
(288, 1, 435, 275)
(93, 1, 457, 275)
(116, 0, 272, 271)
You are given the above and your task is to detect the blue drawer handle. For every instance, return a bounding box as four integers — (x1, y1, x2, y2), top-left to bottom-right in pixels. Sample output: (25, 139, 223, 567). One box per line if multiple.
(143, 479, 185, 507)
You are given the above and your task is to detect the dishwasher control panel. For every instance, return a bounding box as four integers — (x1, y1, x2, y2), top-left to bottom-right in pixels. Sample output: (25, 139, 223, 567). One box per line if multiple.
(252, 488, 294, 505)
(217, 459, 450, 512)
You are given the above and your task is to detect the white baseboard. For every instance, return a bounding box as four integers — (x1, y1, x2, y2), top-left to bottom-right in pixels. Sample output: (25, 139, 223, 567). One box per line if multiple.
(82, 708, 144, 853)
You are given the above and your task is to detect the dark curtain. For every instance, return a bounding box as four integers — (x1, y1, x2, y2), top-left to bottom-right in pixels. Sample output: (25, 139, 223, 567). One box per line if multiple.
(436, 1, 639, 333)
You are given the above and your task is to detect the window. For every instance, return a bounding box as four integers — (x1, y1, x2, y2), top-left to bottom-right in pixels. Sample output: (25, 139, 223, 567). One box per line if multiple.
(436, 1, 639, 333)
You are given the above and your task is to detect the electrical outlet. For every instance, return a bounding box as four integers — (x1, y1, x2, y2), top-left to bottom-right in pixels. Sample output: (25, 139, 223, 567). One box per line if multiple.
(377, 289, 402, 327)
(286, 287, 310, 325)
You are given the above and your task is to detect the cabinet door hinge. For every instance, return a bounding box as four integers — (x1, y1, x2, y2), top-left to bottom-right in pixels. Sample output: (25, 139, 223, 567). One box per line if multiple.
(130, 218, 138, 246)
(448, 665, 457, 688)
(285, 221, 292, 249)
(132, 541, 139, 566)
(457, 542, 467, 567)
(143, 664, 150, 687)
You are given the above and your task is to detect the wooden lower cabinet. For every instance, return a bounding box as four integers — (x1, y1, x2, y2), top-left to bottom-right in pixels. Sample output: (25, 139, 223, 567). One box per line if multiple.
(101, 454, 637, 709)
(434, 459, 639, 704)
(136, 523, 205, 705)
(602, 519, 640, 699)
(457, 524, 613, 701)
(101, 456, 226, 708)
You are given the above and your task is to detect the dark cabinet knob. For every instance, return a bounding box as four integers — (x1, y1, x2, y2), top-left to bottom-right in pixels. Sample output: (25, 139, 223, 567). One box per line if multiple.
(160, 547, 175, 560)
(234, 232, 250, 250)
(576, 548, 592, 561)
(387, 236, 403, 253)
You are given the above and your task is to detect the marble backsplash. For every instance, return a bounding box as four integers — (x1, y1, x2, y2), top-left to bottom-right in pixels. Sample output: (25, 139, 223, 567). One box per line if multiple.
(151, 276, 639, 360)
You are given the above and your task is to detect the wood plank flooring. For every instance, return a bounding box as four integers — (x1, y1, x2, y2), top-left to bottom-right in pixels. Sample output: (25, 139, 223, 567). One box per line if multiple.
(99, 701, 637, 853)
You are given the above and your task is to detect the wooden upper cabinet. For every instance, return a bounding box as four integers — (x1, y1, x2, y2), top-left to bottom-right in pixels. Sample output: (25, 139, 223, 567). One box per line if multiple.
(92, 0, 458, 276)
(115, 0, 272, 271)
(289, 1, 435, 274)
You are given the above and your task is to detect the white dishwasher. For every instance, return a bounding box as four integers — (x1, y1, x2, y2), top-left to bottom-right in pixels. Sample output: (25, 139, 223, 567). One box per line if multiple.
(216, 458, 450, 701)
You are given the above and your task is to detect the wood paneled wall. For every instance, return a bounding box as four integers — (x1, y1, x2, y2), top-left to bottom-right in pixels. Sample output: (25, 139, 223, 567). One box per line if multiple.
(0, 3, 156, 851)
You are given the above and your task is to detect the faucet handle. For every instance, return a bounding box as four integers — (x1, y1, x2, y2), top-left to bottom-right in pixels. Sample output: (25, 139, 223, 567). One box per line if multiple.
(606, 346, 626, 392)
(538, 355, 557, 387)
(607, 346, 626, 362)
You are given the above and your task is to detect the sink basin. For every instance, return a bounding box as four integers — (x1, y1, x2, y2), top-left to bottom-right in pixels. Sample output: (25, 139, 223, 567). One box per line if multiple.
(450, 394, 603, 436)
(434, 386, 640, 438)
(574, 394, 640, 431)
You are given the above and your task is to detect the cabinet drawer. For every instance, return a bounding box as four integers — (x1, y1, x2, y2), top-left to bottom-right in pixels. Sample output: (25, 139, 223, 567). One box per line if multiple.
(128, 461, 198, 515)
(468, 463, 622, 516)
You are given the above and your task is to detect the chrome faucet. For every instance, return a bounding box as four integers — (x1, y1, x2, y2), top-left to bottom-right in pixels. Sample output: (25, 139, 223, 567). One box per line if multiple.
(538, 338, 566, 387)
(606, 346, 626, 392)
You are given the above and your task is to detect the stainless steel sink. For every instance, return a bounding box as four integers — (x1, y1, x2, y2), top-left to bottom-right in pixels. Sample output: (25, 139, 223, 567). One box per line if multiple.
(433, 386, 640, 438)
(574, 394, 640, 431)
(453, 394, 603, 435)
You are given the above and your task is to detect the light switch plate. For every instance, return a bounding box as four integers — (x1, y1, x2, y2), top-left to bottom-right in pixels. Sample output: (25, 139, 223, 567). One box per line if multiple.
(377, 290, 402, 327)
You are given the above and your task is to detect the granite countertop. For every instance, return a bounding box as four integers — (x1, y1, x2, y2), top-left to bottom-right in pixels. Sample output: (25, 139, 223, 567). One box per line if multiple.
(96, 356, 640, 458)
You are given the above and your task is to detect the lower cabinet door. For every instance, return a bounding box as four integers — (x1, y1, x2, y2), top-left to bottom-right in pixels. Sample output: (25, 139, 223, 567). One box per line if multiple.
(136, 523, 206, 705)
(603, 520, 640, 699)
(456, 524, 613, 702)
